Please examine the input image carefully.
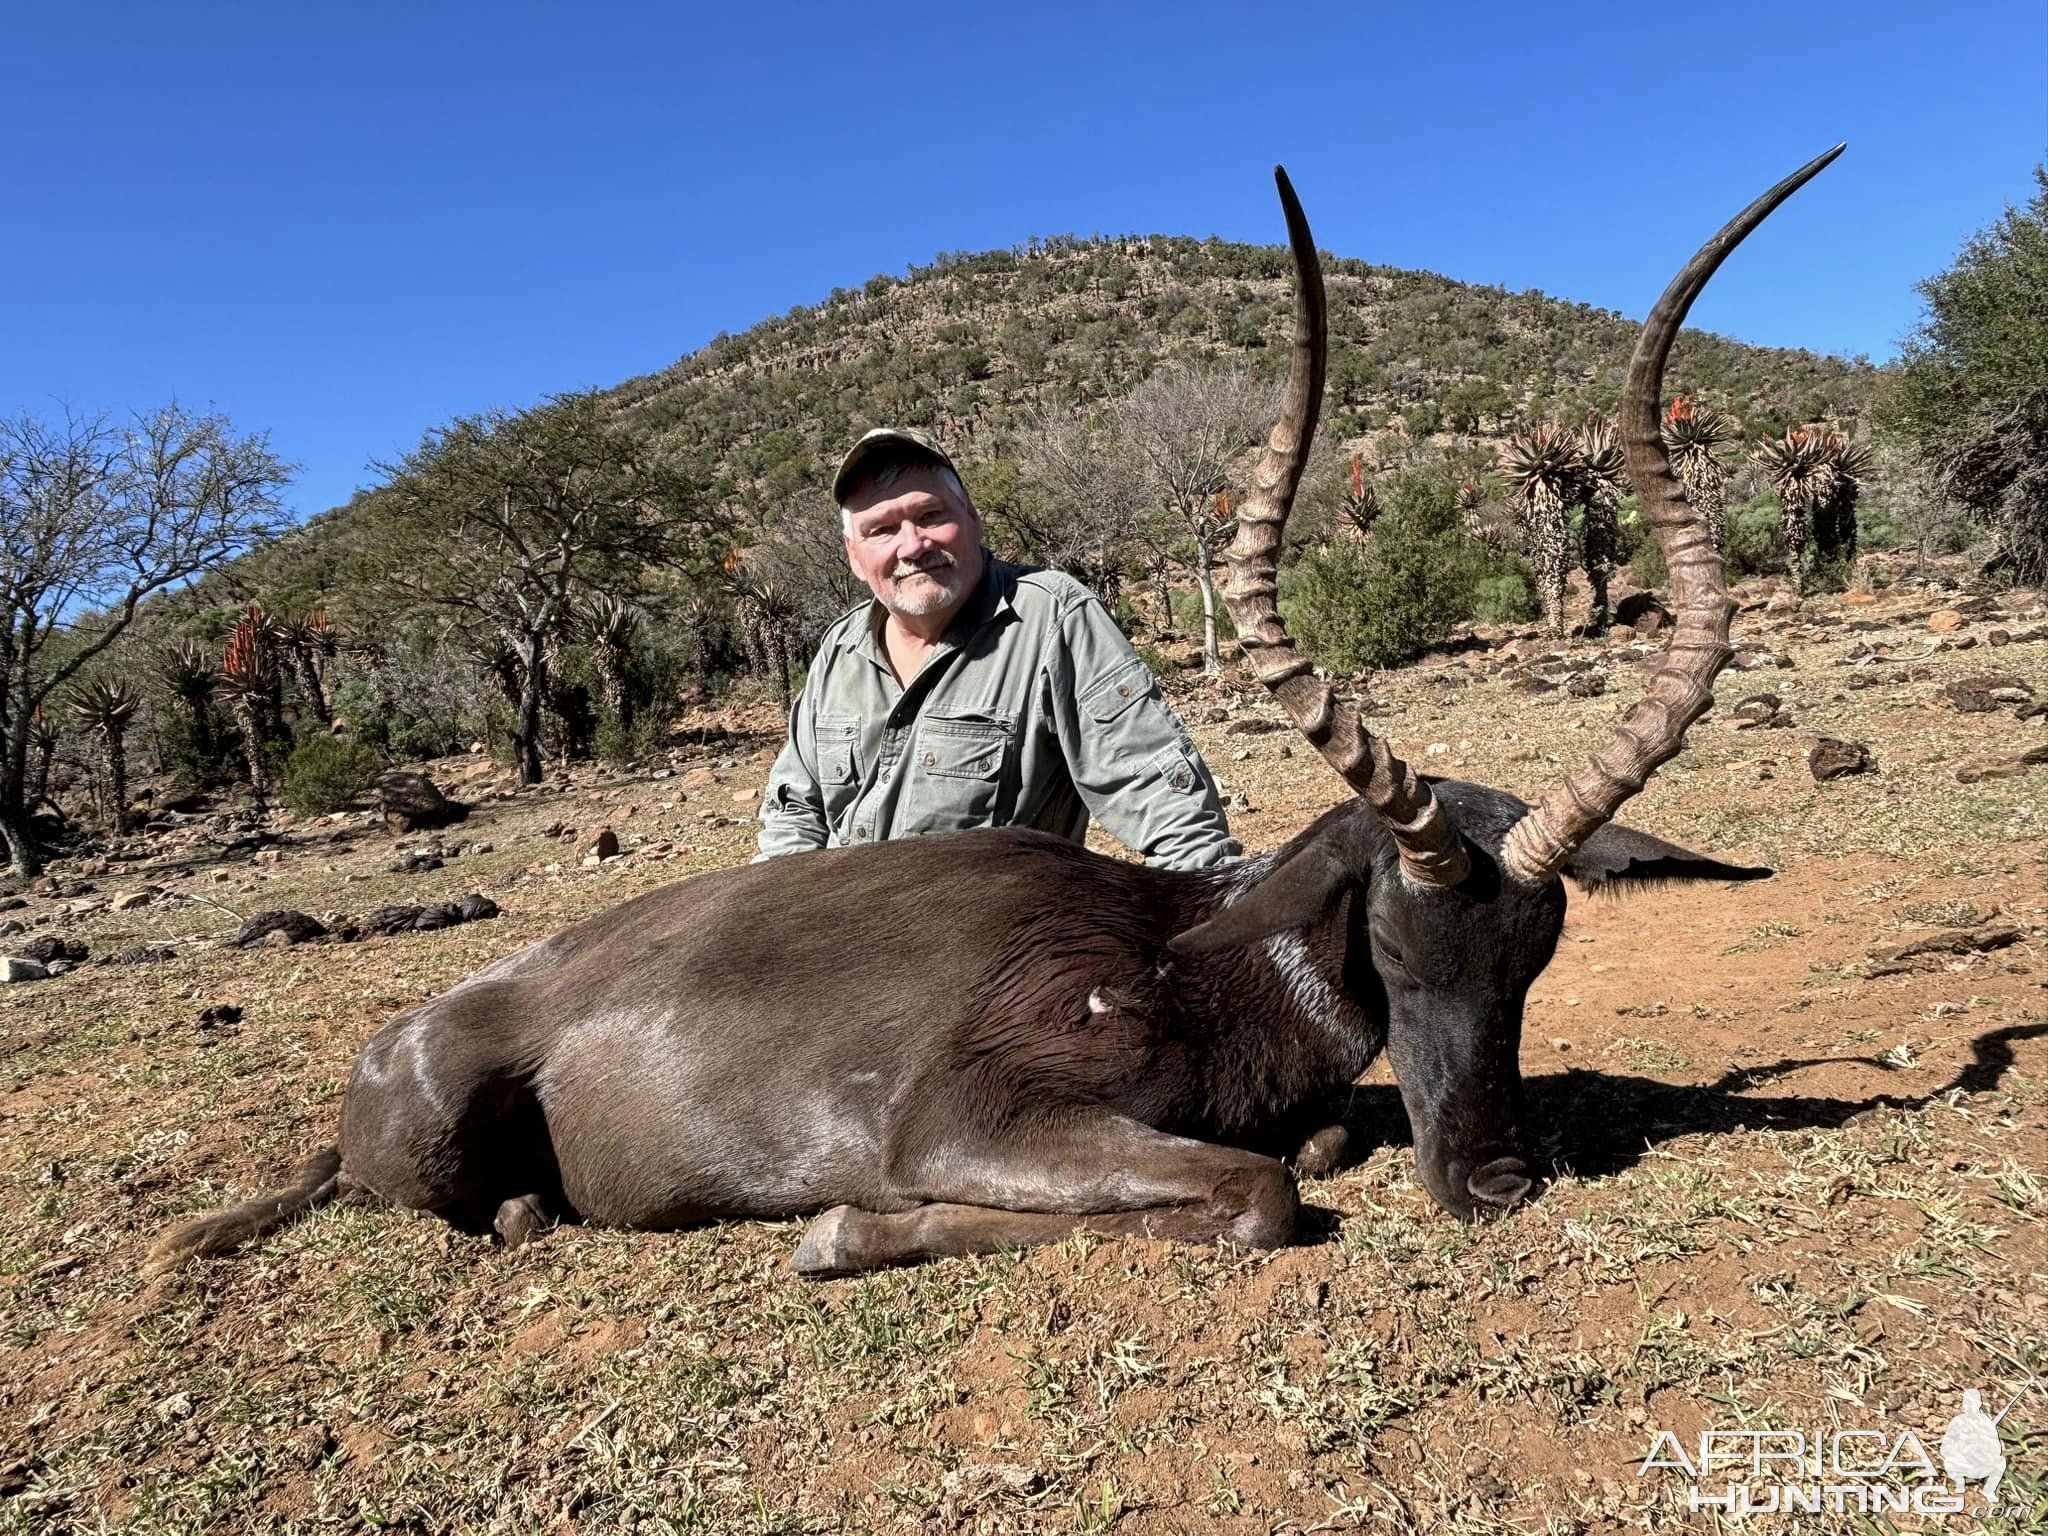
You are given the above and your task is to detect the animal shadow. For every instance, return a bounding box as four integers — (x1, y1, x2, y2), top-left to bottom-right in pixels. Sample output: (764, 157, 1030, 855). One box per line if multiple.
(1298, 1020, 2048, 1193)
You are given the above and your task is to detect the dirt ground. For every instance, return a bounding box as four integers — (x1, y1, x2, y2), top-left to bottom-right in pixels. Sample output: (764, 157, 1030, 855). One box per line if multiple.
(2, 564, 2044, 1534)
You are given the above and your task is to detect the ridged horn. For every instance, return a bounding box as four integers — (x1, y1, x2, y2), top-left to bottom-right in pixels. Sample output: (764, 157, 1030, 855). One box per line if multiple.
(1501, 145, 1846, 885)
(1221, 167, 1469, 888)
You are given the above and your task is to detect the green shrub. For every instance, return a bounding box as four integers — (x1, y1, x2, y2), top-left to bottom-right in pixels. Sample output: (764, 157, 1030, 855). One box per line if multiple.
(1725, 496, 1788, 578)
(158, 710, 243, 792)
(1280, 469, 1502, 671)
(282, 734, 382, 814)
(593, 711, 668, 766)
(1472, 566, 1541, 624)
(1170, 586, 1237, 643)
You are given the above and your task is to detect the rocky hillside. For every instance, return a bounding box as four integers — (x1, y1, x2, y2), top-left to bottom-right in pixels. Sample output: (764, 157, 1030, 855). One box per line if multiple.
(605, 233, 1878, 503)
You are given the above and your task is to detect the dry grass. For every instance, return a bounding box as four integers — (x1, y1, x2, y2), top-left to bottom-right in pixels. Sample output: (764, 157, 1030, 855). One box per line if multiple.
(3, 569, 2046, 1533)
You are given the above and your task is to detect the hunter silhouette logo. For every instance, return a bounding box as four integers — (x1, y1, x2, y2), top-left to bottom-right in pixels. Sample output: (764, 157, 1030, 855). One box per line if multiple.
(1640, 1381, 2035, 1517)
(1941, 1386, 2024, 1502)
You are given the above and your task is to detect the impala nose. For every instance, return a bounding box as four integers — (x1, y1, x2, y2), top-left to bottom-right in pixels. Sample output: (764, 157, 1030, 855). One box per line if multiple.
(1467, 1156, 1533, 1213)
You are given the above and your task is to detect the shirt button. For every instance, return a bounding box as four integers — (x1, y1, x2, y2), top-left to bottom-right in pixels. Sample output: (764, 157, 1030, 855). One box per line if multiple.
(922, 752, 936, 767)
(854, 825, 870, 840)
(1118, 683, 1131, 698)
(1169, 769, 1191, 791)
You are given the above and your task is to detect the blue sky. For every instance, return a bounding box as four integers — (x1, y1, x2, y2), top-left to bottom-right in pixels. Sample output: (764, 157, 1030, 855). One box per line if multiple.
(5, 1, 2043, 522)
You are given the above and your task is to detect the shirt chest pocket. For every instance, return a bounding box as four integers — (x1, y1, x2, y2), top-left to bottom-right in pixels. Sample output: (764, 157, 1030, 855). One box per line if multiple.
(813, 714, 864, 818)
(909, 715, 1010, 831)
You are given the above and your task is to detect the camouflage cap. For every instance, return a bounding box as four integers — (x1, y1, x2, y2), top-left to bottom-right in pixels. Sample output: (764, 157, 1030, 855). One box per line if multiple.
(832, 427, 959, 506)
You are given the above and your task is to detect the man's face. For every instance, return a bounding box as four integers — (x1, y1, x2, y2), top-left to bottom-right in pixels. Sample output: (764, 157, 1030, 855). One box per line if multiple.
(842, 463, 984, 624)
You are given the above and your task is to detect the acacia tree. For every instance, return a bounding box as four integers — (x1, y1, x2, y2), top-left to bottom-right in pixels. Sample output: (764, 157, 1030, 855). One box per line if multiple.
(1107, 364, 1267, 671)
(370, 393, 708, 785)
(1880, 166, 2048, 583)
(0, 406, 291, 874)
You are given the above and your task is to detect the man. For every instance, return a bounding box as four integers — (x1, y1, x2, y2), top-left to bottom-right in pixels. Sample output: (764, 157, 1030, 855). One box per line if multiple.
(756, 428, 1239, 869)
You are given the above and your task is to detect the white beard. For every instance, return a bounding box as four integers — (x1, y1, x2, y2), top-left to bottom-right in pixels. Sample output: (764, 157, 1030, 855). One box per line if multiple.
(882, 558, 963, 618)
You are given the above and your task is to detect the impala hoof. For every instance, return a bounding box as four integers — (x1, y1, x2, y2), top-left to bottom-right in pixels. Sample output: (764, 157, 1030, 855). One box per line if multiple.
(792, 1205, 862, 1278)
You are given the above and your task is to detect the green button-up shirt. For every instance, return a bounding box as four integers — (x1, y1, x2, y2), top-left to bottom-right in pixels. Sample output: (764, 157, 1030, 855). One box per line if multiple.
(756, 556, 1240, 869)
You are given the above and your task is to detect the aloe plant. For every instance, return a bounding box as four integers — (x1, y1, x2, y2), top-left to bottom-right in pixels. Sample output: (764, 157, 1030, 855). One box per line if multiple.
(218, 606, 283, 808)
(67, 677, 143, 832)
(155, 638, 220, 769)
(1575, 417, 1628, 632)
(273, 609, 338, 725)
(1752, 429, 1831, 594)
(1500, 424, 1584, 635)
(1661, 398, 1739, 554)
(582, 595, 639, 728)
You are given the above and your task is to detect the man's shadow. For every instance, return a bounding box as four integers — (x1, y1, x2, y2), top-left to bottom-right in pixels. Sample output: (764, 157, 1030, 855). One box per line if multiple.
(1288, 1021, 2047, 1229)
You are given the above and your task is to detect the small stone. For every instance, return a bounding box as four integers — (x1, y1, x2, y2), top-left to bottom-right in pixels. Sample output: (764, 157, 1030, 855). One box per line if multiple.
(232, 910, 328, 948)
(588, 828, 620, 861)
(681, 768, 717, 790)
(111, 889, 155, 912)
(1, 957, 50, 983)
(1927, 609, 1965, 633)
(1810, 737, 1875, 782)
(1990, 629, 2012, 647)
(731, 788, 758, 804)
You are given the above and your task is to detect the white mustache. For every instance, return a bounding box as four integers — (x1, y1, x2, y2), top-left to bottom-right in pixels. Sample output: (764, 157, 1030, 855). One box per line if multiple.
(890, 552, 956, 580)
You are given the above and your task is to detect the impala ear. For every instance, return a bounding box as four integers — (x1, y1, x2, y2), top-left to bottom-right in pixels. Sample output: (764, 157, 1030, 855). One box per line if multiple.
(1170, 845, 1356, 955)
(1564, 822, 1772, 893)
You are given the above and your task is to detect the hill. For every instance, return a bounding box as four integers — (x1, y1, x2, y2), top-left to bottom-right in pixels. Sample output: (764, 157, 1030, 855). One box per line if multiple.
(603, 232, 1877, 504)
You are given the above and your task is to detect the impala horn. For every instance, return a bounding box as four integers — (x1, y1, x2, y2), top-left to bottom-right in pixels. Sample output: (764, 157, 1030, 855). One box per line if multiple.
(1221, 167, 1470, 888)
(1501, 145, 1846, 885)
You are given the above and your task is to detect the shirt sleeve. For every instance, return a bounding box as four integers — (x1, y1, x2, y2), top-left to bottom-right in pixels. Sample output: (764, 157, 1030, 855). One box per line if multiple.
(754, 656, 832, 861)
(1044, 587, 1242, 870)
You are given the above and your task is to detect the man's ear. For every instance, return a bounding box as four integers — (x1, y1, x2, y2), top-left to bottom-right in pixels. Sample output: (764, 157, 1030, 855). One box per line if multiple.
(1170, 845, 1356, 954)
(1564, 822, 1772, 892)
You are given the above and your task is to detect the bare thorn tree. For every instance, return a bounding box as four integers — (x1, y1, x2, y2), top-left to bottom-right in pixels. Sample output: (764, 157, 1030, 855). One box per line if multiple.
(1108, 365, 1269, 672)
(0, 406, 292, 874)
(1014, 407, 1150, 612)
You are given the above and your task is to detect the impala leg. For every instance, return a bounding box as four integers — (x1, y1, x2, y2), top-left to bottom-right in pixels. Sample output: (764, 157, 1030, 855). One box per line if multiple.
(791, 1111, 1297, 1278)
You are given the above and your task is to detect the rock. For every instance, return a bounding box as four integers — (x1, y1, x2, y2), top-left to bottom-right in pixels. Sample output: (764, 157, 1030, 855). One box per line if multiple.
(1225, 717, 1283, 735)
(1809, 738, 1875, 781)
(1990, 629, 2012, 647)
(588, 828, 620, 861)
(378, 771, 470, 835)
(110, 889, 156, 912)
(0, 897, 22, 912)
(681, 768, 717, 790)
(232, 910, 327, 948)
(730, 788, 758, 804)
(1927, 609, 1966, 633)
(1955, 761, 2027, 784)
(106, 944, 176, 966)
(1866, 924, 2023, 977)
(1566, 671, 1608, 698)
(386, 852, 444, 874)
(1840, 589, 1878, 605)
(1765, 590, 1802, 614)
(1614, 591, 1672, 635)
(14, 935, 86, 965)
(0, 919, 22, 937)
(458, 894, 499, 923)
(1732, 694, 1790, 730)
(197, 1005, 242, 1030)
(1, 957, 50, 983)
